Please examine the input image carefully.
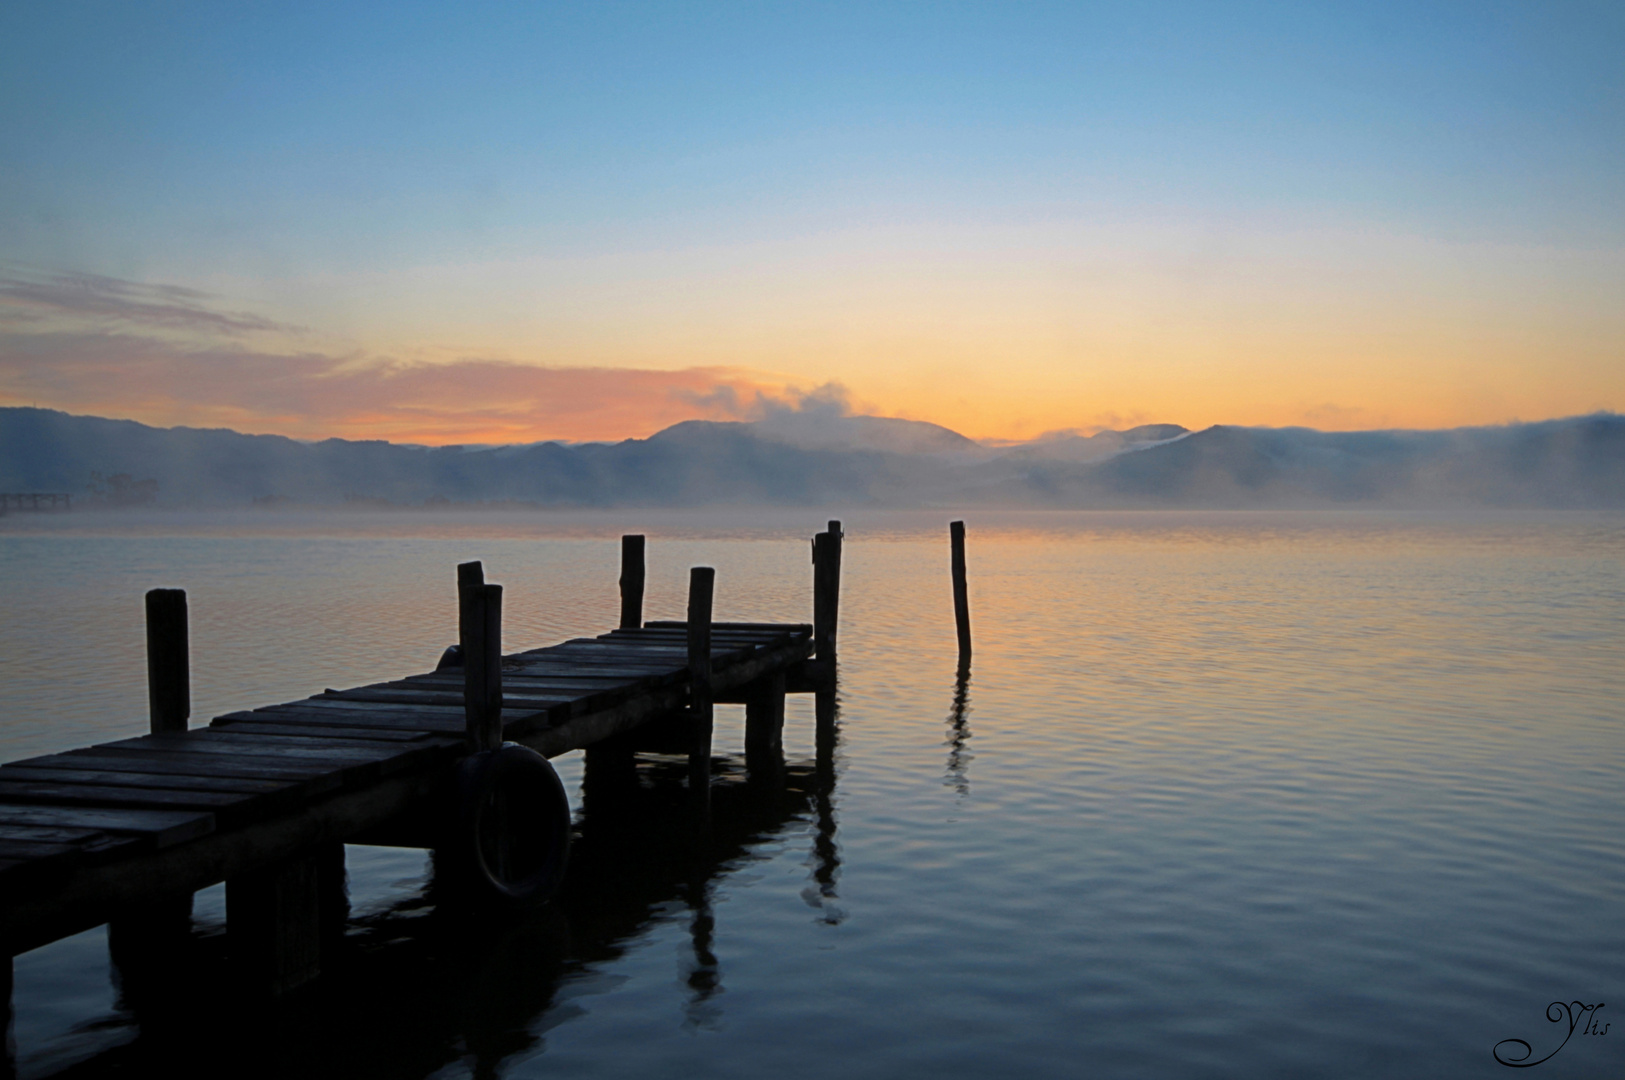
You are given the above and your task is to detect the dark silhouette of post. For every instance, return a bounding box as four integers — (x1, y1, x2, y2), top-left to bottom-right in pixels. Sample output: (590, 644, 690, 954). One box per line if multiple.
(620, 534, 645, 629)
(2, 956, 11, 1080)
(950, 520, 972, 668)
(813, 521, 843, 662)
(687, 567, 715, 797)
(459, 562, 503, 752)
(145, 588, 189, 733)
(111, 590, 197, 996)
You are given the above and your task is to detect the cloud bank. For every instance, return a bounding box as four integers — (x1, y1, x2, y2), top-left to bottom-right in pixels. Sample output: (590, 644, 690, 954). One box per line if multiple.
(0, 269, 813, 443)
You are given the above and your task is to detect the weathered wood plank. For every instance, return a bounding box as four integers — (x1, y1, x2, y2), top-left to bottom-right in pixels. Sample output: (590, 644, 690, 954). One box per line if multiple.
(97, 732, 416, 760)
(226, 704, 469, 732)
(0, 779, 249, 811)
(321, 687, 575, 708)
(644, 621, 811, 633)
(398, 674, 639, 691)
(80, 745, 400, 789)
(44, 751, 344, 786)
(0, 823, 112, 845)
(0, 804, 213, 846)
(488, 663, 674, 678)
(0, 839, 82, 861)
(209, 720, 433, 743)
(288, 698, 549, 723)
(0, 765, 295, 795)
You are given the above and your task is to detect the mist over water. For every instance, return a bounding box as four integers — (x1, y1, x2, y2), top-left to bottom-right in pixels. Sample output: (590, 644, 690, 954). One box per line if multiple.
(1, 510, 1622, 1078)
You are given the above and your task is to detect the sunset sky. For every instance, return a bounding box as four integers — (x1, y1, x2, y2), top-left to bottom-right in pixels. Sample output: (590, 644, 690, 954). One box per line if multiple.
(2, 2, 1622, 445)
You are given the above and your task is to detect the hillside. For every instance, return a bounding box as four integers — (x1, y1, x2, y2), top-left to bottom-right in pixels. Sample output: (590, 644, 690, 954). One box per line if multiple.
(1, 408, 1620, 509)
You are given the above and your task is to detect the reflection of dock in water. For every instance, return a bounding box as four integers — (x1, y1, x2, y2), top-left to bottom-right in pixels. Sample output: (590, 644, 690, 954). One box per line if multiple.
(43, 732, 843, 1079)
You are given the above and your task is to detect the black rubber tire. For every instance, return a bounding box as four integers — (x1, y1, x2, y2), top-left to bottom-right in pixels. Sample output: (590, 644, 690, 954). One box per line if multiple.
(450, 743, 571, 907)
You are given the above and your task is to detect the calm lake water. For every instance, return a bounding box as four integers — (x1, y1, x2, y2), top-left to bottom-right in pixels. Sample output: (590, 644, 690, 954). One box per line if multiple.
(1, 509, 1622, 1078)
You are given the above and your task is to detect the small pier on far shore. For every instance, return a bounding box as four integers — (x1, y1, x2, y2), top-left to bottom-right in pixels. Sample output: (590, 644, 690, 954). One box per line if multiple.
(0, 493, 71, 514)
(0, 521, 845, 1014)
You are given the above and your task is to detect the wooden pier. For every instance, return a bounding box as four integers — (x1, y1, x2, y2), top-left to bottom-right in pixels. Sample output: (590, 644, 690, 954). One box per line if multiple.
(0, 523, 844, 1013)
(0, 493, 71, 514)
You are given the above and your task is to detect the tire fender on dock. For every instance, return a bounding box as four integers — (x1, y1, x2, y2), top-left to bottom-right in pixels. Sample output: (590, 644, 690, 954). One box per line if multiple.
(449, 742, 571, 907)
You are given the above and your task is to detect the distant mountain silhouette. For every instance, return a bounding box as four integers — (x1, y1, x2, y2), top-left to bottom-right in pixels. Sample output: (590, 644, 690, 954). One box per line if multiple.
(0, 407, 1620, 509)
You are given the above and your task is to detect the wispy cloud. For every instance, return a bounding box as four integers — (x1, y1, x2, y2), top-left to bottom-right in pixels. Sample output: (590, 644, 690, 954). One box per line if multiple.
(0, 270, 297, 336)
(0, 269, 807, 443)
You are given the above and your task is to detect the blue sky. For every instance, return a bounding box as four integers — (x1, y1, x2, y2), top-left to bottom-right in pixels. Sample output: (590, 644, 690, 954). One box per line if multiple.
(2, 1, 1621, 441)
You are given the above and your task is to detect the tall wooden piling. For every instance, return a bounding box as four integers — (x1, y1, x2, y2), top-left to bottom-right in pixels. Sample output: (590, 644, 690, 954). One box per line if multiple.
(813, 521, 843, 662)
(687, 567, 715, 794)
(110, 589, 196, 994)
(620, 534, 646, 629)
(461, 573, 504, 752)
(950, 520, 972, 667)
(144, 589, 189, 733)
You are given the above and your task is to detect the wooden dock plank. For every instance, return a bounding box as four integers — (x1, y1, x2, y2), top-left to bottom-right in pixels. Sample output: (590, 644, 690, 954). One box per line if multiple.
(41, 751, 346, 786)
(0, 779, 251, 811)
(0, 765, 297, 795)
(216, 709, 467, 736)
(322, 687, 574, 708)
(0, 823, 115, 845)
(0, 804, 213, 846)
(397, 674, 641, 691)
(284, 698, 548, 724)
(0, 839, 82, 862)
(208, 720, 435, 742)
(91, 736, 406, 764)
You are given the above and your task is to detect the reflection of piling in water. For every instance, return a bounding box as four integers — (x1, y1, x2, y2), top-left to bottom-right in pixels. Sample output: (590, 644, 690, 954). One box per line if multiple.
(944, 668, 973, 797)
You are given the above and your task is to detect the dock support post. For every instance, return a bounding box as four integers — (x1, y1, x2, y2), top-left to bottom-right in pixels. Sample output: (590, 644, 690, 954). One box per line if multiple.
(145, 588, 189, 733)
(687, 567, 715, 798)
(227, 844, 328, 997)
(744, 671, 787, 779)
(109, 590, 196, 995)
(950, 520, 972, 669)
(620, 534, 646, 629)
(813, 521, 843, 663)
(108, 896, 193, 1006)
(460, 565, 504, 752)
(3, 955, 13, 1080)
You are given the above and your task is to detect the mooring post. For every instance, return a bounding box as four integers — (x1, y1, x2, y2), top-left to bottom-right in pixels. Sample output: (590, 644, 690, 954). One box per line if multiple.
(825, 519, 843, 658)
(620, 534, 646, 629)
(461, 578, 504, 752)
(110, 590, 196, 996)
(145, 588, 189, 733)
(950, 520, 972, 667)
(687, 566, 715, 796)
(812, 521, 843, 663)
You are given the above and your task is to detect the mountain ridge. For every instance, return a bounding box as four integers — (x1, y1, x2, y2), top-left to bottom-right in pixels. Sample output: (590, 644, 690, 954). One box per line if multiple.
(1, 407, 1620, 509)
